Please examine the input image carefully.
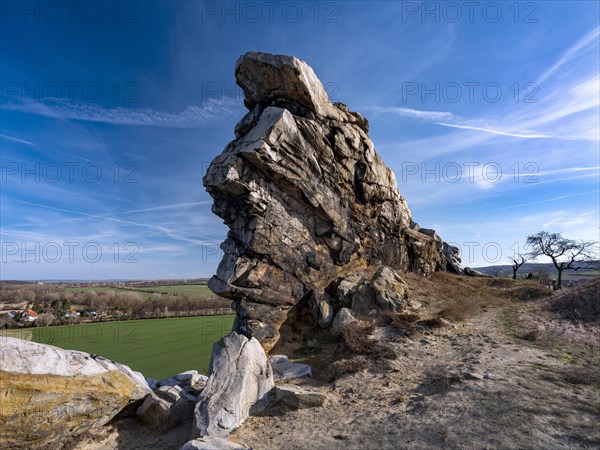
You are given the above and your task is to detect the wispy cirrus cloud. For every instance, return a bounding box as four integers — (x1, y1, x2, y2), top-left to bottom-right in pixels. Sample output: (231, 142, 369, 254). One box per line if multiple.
(364, 106, 556, 139)
(2, 98, 245, 128)
(0, 133, 36, 146)
(536, 26, 600, 85)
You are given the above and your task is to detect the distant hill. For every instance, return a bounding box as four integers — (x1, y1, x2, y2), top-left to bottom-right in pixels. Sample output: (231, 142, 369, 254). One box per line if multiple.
(474, 262, 599, 280)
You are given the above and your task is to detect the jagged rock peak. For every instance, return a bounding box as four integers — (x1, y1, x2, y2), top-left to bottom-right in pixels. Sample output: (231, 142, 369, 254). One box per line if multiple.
(235, 51, 369, 131)
(204, 52, 449, 351)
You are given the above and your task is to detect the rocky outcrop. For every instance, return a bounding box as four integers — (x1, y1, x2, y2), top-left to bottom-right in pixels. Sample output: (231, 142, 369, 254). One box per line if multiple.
(204, 52, 453, 350)
(0, 337, 150, 449)
(191, 332, 273, 439)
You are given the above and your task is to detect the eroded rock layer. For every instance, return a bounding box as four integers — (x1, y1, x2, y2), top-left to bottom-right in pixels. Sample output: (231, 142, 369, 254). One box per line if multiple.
(204, 52, 447, 350)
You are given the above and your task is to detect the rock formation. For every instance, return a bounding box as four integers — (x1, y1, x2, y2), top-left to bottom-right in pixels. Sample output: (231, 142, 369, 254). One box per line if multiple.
(190, 332, 273, 439)
(0, 337, 150, 449)
(204, 52, 458, 351)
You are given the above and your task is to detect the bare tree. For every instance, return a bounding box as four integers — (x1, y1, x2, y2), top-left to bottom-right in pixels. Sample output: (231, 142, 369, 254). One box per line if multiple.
(509, 255, 527, 280)
(526, 231, 598, 289)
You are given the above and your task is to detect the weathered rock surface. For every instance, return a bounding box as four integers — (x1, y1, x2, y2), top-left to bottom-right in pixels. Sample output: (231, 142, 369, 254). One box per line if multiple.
(156, 370, 208, 395)
(0, 337, 151, 449)
(350, 265, 410, 315)
(204, 52, 457, 350)
(269, 355, 312, 381)
(330, 308, 359, 335)
(191, 332, 273, 439)
(274, 384, 329, 410)
(137, 385, 197, 428)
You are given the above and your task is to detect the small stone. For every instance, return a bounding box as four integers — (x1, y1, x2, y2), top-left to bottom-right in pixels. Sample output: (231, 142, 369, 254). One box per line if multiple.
(274, 384, 329, 410)
(463, 372, 484, 381)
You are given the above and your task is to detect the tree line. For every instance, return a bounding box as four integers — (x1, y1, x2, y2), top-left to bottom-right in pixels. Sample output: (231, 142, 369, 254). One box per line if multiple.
(0, 285, 232, 328)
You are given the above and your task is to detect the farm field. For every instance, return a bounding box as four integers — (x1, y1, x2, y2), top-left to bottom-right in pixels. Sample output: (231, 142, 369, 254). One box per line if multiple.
(66, 284, 214, 298)
(139, 284, 213, 296)
(66, 286, 154, 299)
(4, 316, 234, 379)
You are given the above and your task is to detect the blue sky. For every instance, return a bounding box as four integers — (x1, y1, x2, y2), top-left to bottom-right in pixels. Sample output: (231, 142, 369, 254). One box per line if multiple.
(1, 1, 598, 280)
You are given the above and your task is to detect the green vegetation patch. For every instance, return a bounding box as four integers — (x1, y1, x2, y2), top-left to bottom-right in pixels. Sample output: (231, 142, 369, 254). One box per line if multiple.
(19, 316, 234, 379)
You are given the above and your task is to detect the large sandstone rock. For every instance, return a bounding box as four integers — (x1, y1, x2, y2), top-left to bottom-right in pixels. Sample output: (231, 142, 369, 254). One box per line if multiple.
(191, 332, 273, 439)
(204, 52, 449, 350)
(0, 337, 151, 449)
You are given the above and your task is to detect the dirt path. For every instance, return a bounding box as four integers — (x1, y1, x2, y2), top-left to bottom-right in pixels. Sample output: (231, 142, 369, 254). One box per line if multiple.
(236, 307, 600, 449)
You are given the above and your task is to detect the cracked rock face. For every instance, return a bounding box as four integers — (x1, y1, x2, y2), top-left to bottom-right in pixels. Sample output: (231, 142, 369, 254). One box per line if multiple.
(204, 52, 447, 351)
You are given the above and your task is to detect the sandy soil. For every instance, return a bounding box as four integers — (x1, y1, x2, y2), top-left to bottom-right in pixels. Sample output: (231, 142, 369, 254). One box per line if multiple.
(73, 277, 600, 450)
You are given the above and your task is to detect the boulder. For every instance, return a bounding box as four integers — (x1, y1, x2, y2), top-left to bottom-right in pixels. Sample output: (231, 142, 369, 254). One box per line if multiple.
(330, 308, 359, 335)
(268, 355, 312, 381)
(137, 385, 197, 428)
(443, 241, 463, 274)
(204, 52, 449, 350)
(0, 337, 151, 449)
(180, 436, 251, 450)
(274, 384, 329, 410)
(191, 332, 274, 439)
(157, 370, 208, 395)
(351, 266, 409, 315)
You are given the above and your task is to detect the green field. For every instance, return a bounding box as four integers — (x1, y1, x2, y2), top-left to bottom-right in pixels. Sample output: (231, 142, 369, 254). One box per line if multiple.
(142, 284, 213, 296)
(66, 284, 214, 298)
(5, 316, 234, 379)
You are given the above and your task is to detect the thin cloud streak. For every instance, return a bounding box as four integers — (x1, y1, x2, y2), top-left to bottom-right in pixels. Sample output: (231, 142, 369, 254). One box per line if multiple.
(0, 133, 36, 146)
(437, 122, 553, 139)
(496, 190, 600, 211)
(124, 202, 213, 214)
(2, 98, 245, 128)
(537, 26, 600, 85)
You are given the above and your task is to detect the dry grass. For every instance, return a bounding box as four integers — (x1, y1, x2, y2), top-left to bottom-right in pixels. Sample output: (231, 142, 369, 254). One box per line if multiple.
(547, 278, 600, 323)
(507, 285, 553, 302)
(328, 356, 369, 380)
(559, 366, 600, 386)
(340, 323, 396, 361)
(436, 298, 473, 322)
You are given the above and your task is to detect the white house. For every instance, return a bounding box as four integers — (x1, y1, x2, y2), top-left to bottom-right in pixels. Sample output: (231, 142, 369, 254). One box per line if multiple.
(22, 309, 38, 321)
